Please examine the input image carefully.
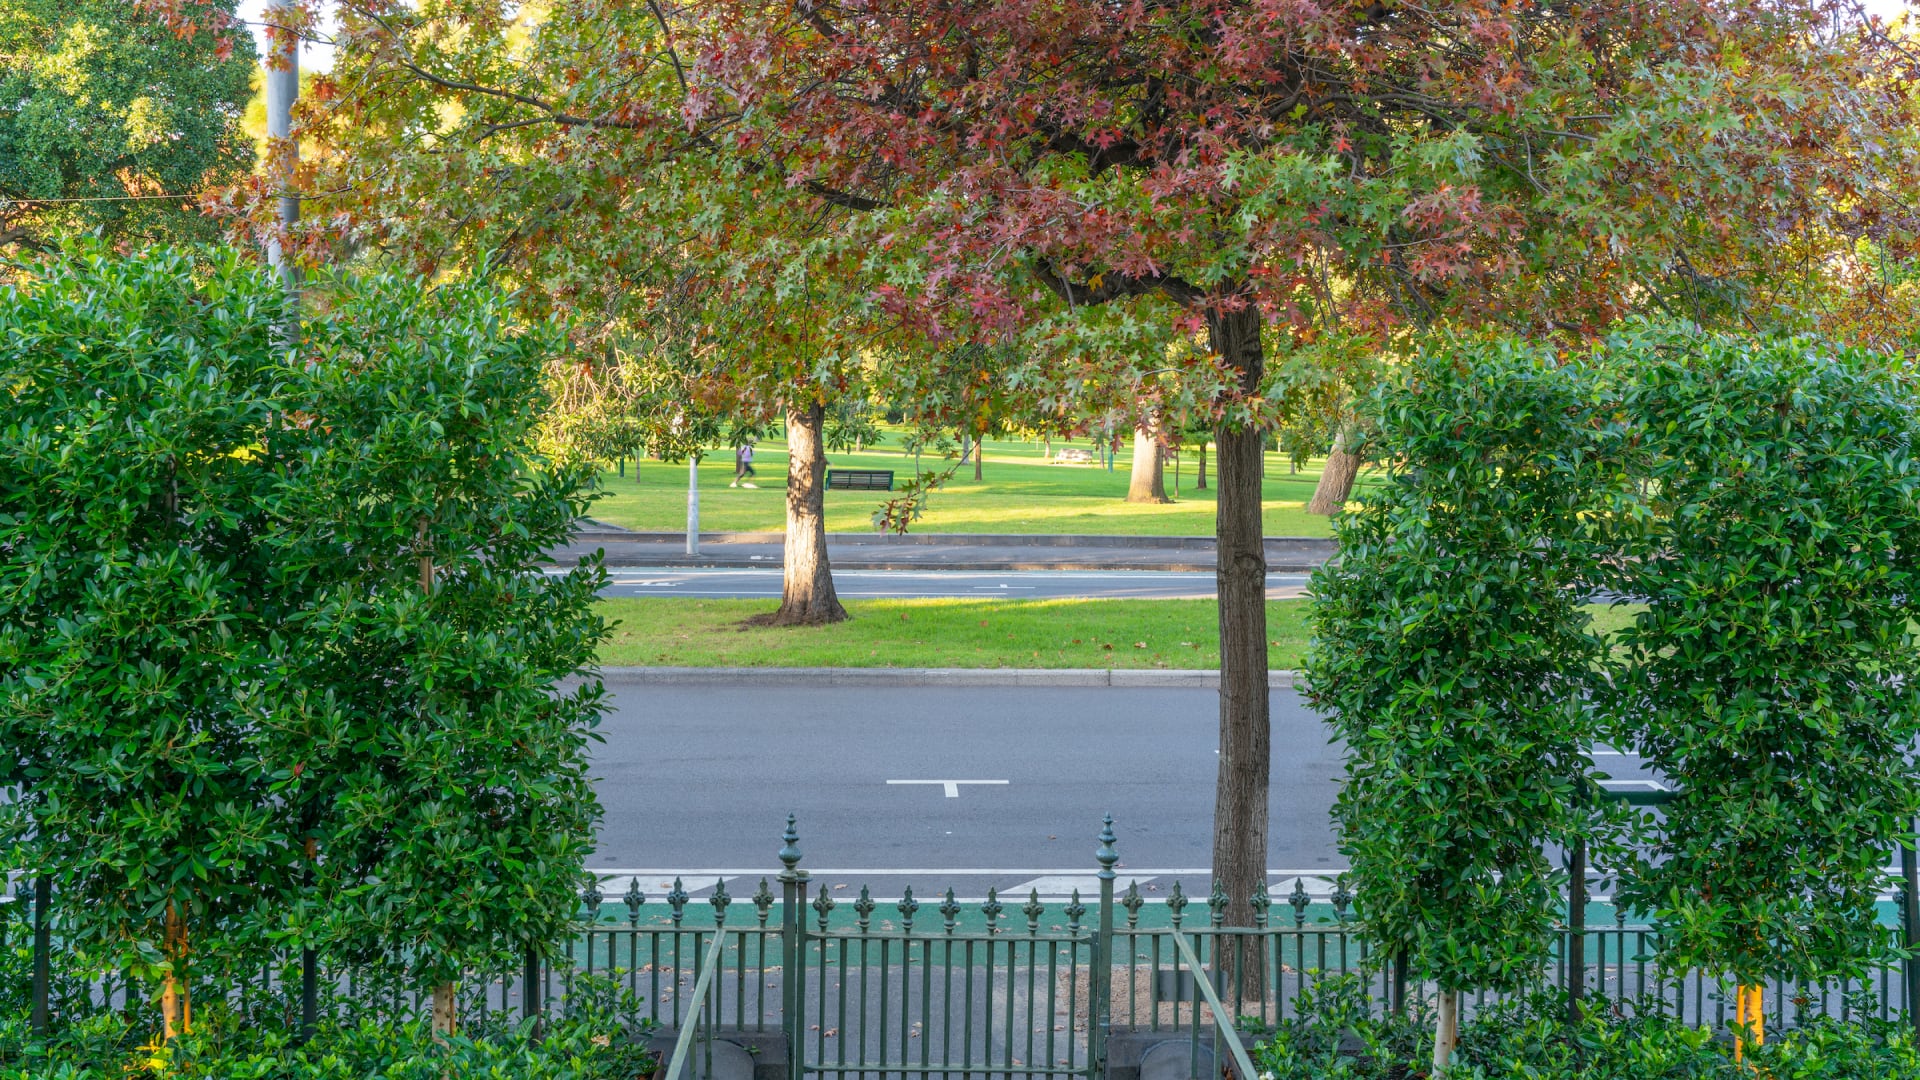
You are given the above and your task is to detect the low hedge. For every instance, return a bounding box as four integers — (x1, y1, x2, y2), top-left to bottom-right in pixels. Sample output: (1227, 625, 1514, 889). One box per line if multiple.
(1253, 976, 1920, 1079)
(0, 977, 655, 1079)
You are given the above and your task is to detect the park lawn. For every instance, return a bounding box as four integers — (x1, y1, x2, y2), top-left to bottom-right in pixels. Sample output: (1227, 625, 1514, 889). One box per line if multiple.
(596, 597, 1643, 669)
(597, 597, 1313, 668)
(586, 430, 1377, 537)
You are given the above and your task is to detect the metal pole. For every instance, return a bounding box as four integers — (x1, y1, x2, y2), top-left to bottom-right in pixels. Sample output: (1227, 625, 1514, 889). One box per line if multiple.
(686, 456, 700, 556)
(1569, 835, 1587, 1023)
(299, 948, 317, 1042)
(1903, 820, 1919, 1037)
(1391, 951, 1407, 1018)
(264, 3, 299, 290)
(1093, 817, 1117, 1077)
(523, 943, 542, 1023)
(30, 875, 49, 1034)
(778, 816, 807, 1080)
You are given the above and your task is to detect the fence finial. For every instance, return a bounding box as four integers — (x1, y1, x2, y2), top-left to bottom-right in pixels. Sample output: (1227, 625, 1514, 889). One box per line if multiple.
(778, 813, 803, 877)
(1095, 814, 1118, 880)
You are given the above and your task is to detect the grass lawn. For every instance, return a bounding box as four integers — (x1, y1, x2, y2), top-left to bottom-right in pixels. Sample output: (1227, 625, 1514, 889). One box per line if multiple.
(596, 597, 1640, 669)
(588, 430, 1380, 537)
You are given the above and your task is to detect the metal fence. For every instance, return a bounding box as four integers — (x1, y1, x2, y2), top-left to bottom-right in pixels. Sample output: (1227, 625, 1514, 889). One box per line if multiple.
(10, 815, 1920, 1079)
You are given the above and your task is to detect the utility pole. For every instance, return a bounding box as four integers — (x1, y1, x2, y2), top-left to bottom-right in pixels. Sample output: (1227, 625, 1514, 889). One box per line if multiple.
(264, 3, 314, 1046)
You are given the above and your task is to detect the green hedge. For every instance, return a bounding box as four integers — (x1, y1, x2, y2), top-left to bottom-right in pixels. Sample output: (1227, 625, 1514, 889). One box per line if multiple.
(0, 976, 653, 1079)
(0, 245, 609, 1035)
(1254, 976, 1920, 1079)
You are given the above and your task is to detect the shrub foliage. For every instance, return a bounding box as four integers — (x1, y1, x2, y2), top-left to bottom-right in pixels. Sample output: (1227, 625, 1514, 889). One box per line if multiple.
(0, 246, 607, 1026)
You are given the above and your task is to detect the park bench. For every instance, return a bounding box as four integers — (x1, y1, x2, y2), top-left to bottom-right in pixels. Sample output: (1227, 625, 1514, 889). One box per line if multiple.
(825, 468, 895, 491)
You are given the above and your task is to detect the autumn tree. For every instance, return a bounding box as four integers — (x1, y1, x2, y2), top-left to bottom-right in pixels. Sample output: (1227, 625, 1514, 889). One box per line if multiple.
(691, 0, 1920, 938)
(246, 2, 898, 625)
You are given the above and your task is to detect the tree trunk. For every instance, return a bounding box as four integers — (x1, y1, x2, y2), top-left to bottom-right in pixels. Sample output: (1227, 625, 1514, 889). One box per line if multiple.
(161, 902, 190, 1040)
(1433, 989, 1460, 1072)
(1735, 983, 1764, 1061)
(1196, 442, 1207, 490)
(975, 429, 984, 481)
(1125, 423, 1171, 504)
(765, 401, 848, 625)
(432, 981, 457, 1039)
(1206, 303, 1270, 996)
(419, 524, 458, 1037)
(1306, 430, 1361, 515)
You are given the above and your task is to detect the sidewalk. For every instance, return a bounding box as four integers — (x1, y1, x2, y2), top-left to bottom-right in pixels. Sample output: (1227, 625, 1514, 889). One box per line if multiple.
(558, 524, 1337, 572)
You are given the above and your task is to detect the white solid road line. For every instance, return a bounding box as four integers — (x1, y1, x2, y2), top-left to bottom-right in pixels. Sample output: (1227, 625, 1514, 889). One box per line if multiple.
(886, 779, 1011, 798)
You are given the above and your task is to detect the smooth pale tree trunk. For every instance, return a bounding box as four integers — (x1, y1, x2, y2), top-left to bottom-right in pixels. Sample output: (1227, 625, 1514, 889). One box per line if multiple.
(1306, 429, 1362, 515)
(1433, 990, 1460, 1072)
(1125, 423, 1171, 503)
(1206, 303, 1270, 994)
(161, 902, 190, 1040)
(766, 402, 847, 625)
(1196, 442, 1207, 490)
(432, 983, 458, 1039)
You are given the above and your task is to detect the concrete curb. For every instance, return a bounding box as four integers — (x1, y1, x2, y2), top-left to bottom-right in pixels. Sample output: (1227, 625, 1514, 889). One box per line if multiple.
(599, 557, 1240, 572)
(597, 666, 1302, 689)
(573, 528, 1335, 554)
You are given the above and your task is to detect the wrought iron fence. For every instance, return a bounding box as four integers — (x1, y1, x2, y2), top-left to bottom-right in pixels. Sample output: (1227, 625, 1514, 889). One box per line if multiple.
(10, 814, 1920, 1079)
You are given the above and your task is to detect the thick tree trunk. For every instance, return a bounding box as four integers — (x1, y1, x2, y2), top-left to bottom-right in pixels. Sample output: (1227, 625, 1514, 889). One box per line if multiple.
(765, 402, 847, 625)
(975, 429, 984, 481)
(1206, 304, 1270, 996)
(1433, 989, 1460, 1072)
(1196, 442, 1207, 490)
(1306, 430, 1361, 515)
(1125, 423, 1171, 503)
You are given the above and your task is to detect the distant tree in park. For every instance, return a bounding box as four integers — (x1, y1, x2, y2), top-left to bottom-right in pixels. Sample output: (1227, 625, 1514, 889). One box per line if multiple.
(0, 0, 255, 252)
(235, 4, 894, 625)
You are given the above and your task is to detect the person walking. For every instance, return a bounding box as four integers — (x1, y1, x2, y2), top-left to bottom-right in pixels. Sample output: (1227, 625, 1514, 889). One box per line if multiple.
(731, 439, 758, 488)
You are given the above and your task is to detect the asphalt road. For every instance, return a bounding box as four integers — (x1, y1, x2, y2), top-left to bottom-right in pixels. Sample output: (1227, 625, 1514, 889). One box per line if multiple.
(588, 678, 1664, 902)
(592, 567, 1313, 600)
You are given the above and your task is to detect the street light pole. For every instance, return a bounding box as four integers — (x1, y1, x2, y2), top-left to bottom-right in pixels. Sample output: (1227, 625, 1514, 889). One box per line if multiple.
(265, 5, 300, 292)
(264, 5, 314, 1044)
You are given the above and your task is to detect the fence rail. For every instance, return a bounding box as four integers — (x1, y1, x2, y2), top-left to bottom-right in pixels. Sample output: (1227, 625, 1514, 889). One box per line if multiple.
(10, 815, 1920, 1080)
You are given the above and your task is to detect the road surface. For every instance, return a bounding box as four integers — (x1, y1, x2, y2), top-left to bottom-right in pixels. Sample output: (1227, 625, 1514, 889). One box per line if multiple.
(589, 567, 1313, 600)
(588, 678, 1665, 902)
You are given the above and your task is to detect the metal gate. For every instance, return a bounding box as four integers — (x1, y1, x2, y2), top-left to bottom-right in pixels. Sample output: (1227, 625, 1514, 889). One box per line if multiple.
(664, 816, 1256, 1080)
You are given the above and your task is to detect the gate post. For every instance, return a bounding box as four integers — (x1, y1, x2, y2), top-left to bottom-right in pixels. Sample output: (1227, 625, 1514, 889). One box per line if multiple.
(1903, 816, 1919, 1038)
(31, 875, 50, 1035)
(778, 815, 809, 1080)
(1093, 816, 1118, 1078)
